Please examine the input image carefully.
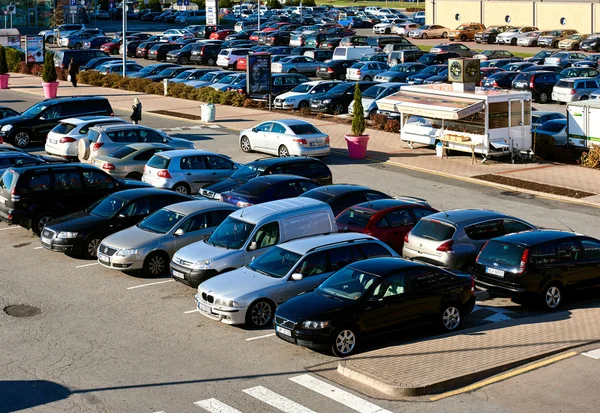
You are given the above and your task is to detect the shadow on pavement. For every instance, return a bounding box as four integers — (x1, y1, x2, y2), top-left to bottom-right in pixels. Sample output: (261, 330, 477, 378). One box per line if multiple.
(0, 380, 70, 413)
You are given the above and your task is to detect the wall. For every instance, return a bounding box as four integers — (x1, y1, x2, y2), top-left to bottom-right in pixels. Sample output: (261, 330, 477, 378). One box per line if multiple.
(483, 2, 534, 27)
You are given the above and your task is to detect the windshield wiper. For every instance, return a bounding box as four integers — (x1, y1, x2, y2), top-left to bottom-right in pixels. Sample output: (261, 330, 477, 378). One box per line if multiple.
(213, 239, 230, 250)
(253, 268, 273, 277)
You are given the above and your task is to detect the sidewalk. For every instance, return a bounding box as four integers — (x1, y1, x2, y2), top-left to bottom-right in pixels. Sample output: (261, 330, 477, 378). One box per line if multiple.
(335, 304, 600, 398)
(7, 74, 600, 206)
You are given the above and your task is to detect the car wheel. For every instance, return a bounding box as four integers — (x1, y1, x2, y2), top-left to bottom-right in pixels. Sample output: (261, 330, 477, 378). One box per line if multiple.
(331, 327, 359, 357)
(442, 32, 448, 38)
(32, 212, 55, 236)
(553, 41, 559, 48)
(385, 28, 391, 34)
(180, 56, 189, 64)
(46, 36, 54, 44)
(392, 77, 400, 82)
(143, 251, 169, 277)
(532, 41, 538, 47)
(422, 33, 428, 39)
(207, 57, 216, 66)
(298, 100, 309, 110)
(368, 109, 377, 119)
(460, 34, 467, 42)
(333, 103, 345, 114)
(172, 183, 190, 195)
(289, 68, 297, 73)
(581, 95, 589, 101)
(363, 75, 372, 81)
(440, 303, 462, 332)
(541, 283, 563, 311)
(185, 20, 190, 25)
(246, 299, 274, 328)
(240, 136, 252, 152)
(538, 92, 549, 104)
(125, 172, 142, 180)
(78, 138, 91, 161)
(83, 235, 102, 259)
(75, 43, 82, 49)
(13, 131, 31, 148)
(278, 145, 290, 157)
(511, 38, 517, 46)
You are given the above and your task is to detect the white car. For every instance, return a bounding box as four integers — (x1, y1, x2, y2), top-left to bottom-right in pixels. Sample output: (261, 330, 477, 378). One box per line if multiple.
(239, 119, 330, 158)
(373, 19, 404, 34)
(216, 48, 251, 69)
(497, 26, 538, 45)
(273, 80, 340, 110)
(393, 23, 421, 36)
(45, 117, 128, 159)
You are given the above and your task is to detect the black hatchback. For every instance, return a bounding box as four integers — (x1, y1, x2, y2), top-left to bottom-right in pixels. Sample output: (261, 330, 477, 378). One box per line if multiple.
(274, 257, 476, 356)
(220, 174, 320, 207)
(512, 70, 565, 103)
(310, 81, 376, 114)
(474, 230, 600, 311)
(299, 184, 391, 216)
(315, 59, 357, 80)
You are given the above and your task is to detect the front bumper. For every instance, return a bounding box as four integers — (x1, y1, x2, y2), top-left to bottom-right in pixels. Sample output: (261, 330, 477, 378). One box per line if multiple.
(309, 101, 333, 113)
(40, 235, 82, 253)
(274, 321, 331, 349)
(97, 251, 142, 270)
(194, 294, 247, 324)
(166, 55, 179, 62)
(170, 261, 218, 288)
(273, 100, 296, 110)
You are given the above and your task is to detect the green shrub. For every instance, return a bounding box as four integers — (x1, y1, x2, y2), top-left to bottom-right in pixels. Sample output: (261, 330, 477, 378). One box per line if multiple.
(6, 47, 24, 72)
(370, 114, 387, 130)
(42, 52, 57, 83)
(351, 83, 366, 136)
(102, 73, 122, 88)
(78, 70, 104, 86)
(0, 46, 8, 75)
(533, 133, 555, 160)
(127, 77, 154, 92)
(384, 119, 400, 133)
(146, 82, 165, 96)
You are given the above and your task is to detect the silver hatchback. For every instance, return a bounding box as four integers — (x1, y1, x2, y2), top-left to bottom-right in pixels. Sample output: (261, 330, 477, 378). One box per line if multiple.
(143, 149, 240, 195)
(402, 209, 535, 273)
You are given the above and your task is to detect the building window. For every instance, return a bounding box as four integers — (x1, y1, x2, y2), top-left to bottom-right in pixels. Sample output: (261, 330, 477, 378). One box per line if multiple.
(560, 17, 567, 25)
(505, 16, 511, 23)
(455, 13, 461, 21)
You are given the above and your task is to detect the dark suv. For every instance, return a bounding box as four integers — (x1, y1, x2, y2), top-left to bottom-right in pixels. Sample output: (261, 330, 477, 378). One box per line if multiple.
(199, 157, 332, 200)
(418, 52, 461, 66)
(474, 230, 600, 311)
(512, 70, 564, 103)
(0, 163, 150, 235)
(148, 43, 182, 61)
(135, 41, 162, 59)
(0, 97, 113, 148)
(190, 43, 222, 66)
(316, 59, 357, 80)
(388, 49, 426, 66)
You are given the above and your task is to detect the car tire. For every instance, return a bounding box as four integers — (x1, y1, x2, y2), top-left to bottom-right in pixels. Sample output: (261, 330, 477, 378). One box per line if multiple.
(179, 56, 189, 64)
(289, 68, 297, 73)
(333, 103, 345, 114)
(331, 326, 359, 357)
(172, 183, 191, 195)
(83, 235, 102, 259)
(207, 57, 216, 66)
(75, 43, 82, 49)
(385, 28, 391, 34)
(278, 145, 290, 157)
(392, 77, 400, 82)
(532, 41, 538, 47)
(143, 251, 169, 277)
(440, 303, 463, 332)
(368, 109, 377, 119)
(13, 130, 32, 148)
(32, 212, 55, 236)
(442, 32, 448, 38)
(125, 172, 142, 180)
(422, 33, 428, 39)
(581, 95, 589, 101)
(538, 92, 549, 104)
(240, 136, 252, 152)
(511, 38, 517, 46)
(460, 35, 467, 42)
(246, 299, 275, 328)
(298, 100, 309, 110)
(78, 138, 91, 161)
(541, 282, 563, 311)
(363, 75, 372, 81)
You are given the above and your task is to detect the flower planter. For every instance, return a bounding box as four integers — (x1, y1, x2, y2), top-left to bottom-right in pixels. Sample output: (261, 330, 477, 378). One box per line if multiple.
(0, 74, 9, 89)
(42, 81, 59, 99)
(345, 134, 370, 160)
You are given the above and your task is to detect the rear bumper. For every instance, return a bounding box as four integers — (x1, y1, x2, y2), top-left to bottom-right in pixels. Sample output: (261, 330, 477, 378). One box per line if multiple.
(474, 274, 529, 295)
(0, 208, 28, 228)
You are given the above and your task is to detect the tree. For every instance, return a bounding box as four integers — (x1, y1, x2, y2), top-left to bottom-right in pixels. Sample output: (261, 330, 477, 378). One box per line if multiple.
(219, 0, 232, 8)
(42, 52, 58, 83)
(351, 83, 366, 136)
(267, 0, 282, 9)
(0, 46, 8, 75)
(302, 0, 316, 6)
(49, 4, 64, 28)
(148, 0, 162, 12)
(191, 0, 205, 9)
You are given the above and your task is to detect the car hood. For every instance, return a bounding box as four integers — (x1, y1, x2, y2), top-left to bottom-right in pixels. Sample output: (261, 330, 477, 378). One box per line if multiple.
(45, 210, 105, 232)
(102, 225, 162, 250)
(276, 290, 352, 321)
(278, 91, 309, 99)
(145, 75, 166, 81)
(168, 137, 195, 149)
(198, 266, 281, 300)
(203, 177, 244, 194)
(127, 72, 148, 78)
(0, 115, 28, 126)
(174, 239, 238, 264)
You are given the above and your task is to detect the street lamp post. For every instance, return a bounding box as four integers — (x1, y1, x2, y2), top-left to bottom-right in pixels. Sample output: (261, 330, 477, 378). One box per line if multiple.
(122, 2, 127, 77)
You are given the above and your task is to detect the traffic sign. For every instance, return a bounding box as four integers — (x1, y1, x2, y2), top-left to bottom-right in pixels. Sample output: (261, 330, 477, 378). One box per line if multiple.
(70, 0, 76, 6)
(184, 0, 190, 6)
(176, 0, 182, 5)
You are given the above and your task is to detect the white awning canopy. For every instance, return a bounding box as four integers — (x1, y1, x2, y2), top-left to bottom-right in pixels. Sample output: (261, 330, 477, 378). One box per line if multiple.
(377, 91, 486, 120)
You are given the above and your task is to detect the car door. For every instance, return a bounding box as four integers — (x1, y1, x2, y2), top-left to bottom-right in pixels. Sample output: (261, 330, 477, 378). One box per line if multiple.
(202, 155, 237, 183)
(580, 238, 600, 286)
(32, 104, 64, 139)
(373, 208, 416, 253)
(266, 122, 287, 152)
(179, 155, 208, 192)
(244, 221, 280, 263)
(285, 250, 330, 300)
(554, 238, 590, 287)
(171, 211, 213, 252)
(251, 122, 274, 150)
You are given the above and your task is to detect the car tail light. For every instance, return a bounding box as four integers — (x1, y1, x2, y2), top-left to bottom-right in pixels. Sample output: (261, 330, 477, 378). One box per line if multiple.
(102, 163, 115, 171)
(237, 89, 244, 93)
(11, 187, 20, 202)
(59, 137, 76, 143)
(92, 142, 103, 152)
(476, 241, 489, 263)
(0, 136, 3, 144)
(518, 248, 530, 274)
(293, 138, 308, 144)
(327, 67, 334, 73)
(471, 276, 475, 293)
(529, 78, 535, 89)
(356, 69, 361, 75)
(157, 169, 171, 178)
(436, 240, 454, 252)
(571, 89, 576, 95)
(404, 232, 409, 244)
(493, 81, 498, 87)
(325, 137, 330, 144)
(237, 201, 252, 207)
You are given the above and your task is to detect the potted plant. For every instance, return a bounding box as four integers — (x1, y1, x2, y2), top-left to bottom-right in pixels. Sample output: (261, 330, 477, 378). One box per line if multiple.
(345, 83, 370, 160)
(41, 52, 59, 99)
(0, 46, 9, 89)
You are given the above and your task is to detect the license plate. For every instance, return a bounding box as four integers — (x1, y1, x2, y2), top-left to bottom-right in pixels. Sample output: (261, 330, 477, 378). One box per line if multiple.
(41, 236, 51, 245)
(408, 81, 415, 84)
(172, 270, 185, 279)
(98, 253, 110, 264)
(199, 303, 212, 314)
(48, 138, 57, 144)
(310, 141, 322, 147)
(0, 195, 6, 204)
(276, 325, 291, 337)
(486, 267, 505, 277)
(310, 104, 318, 108)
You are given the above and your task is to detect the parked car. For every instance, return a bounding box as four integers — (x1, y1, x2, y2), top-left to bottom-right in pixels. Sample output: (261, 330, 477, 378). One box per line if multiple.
(408, 24, 448, 39)
(448, 22, 486, 42)
(497, 26, 538, 45)
(538, 29, 579, 48)
(501, 62, 535, 72)
(210, 29, 237, 40)
(512, 70, 565, 103)
(186, 70, 234, 88)
(216, 48, 251, 69)
(474, 50, 514, 60)
(522, 65, 563, 73)
(82, 36, 113, 50)
(148, 43, 183, 61)
(164, 43, 198, 64)
(580, 35, 600, 52)
(558, 34, 592, 50)
(406, 64, 446, 84)
(0, 152, 66, 175)
(544, 51, 587, 68)
(339, 35, 369, 47)
(346, 61, 389, 81)
(560, 67, 600, 78)
(572, 54, 600, 68)
(127, 63, 179, 79)
(374, 62, 427, 83)
(273, 80, 340, 110)
(242, 72, 311, 98)
(480, 58, 522, 68)
(0, 163, 150, 235)
(300, 184, 391, 216)
(402, 209, 535, 273)
(135, 41, 162, 59)
(101, 37, 138, 55)
(196, 232, 397, 327)
(481, 71, 519, 89)
(418, 52, 461, 66)
(430, 43, 476, 57)
(474, 230, 600, 310)
(347, 82, 403, 119)
(168, 68, 214, 84)
(53, 49, 108, 69)
(393, 23, 422, 37)
(525, 50, 556, 65)
(145, 66, 196, 82)
(96, 61, 143, 75)
(517, 31, 549, 47)
(98, 200, 238, 276)
(533, 119, 567, 145)
(474, 25, 512, 44)
(221, 175, 320, 207)
(309, 81, 376, 114)
(315, 59, 356, 80)
(274, 256, 476, 356)
(91, 143, 173, 180)
(210, 72, 247, 91)
(271, 55, 320, 75)
(532, 111, 567, 133)
(552, 77, 599, 102)
(423, 68, 449, 84)
(190, 43, 222, 65)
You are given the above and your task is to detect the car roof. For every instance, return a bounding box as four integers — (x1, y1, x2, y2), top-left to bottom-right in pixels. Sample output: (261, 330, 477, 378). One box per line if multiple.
(347, 256, 429, 277)
(350, 198, 429, 212)
(6, 163, 98, 173)
(247, 156, 323, 167)
(241, 174, 310, 185)
(423, 209, 517, 225)
(274, 119, 314, 126)
(108, 187, 179, 201)
(303, 184, 374, 197)
(120, 143, 173, 150)
(40, 96, 108, 105)
(279, 232, 378, 255)
(156, 149, 220, 158)
(59, 116, 120, 125)
(230, 197, 329, 222)
(165, 199, 238, 215)
(491, 229, 580, 246)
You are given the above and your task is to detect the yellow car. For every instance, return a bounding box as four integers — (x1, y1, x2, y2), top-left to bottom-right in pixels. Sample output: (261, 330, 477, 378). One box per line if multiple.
(558, 34, 592, 50)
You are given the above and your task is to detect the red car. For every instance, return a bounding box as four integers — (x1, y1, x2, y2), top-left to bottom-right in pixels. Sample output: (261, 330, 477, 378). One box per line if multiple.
(262, 22, 291, 33)
(100, 36, 140, 55)
(249, 31, 261, 42)
(236, 56, 247, 71)
(335, 199, 438, 253)
(210, 29, 236, 40)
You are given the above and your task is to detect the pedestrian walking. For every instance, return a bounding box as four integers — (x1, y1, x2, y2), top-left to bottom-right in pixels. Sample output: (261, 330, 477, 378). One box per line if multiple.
(67, 58, 78, 87)
(131, 98, 142, 124)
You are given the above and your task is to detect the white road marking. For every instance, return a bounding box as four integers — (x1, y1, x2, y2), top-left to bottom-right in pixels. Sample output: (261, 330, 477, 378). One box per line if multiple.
(243, 386, 316, 413)
(289, 374, 393, 413)
(75, 262, 100, 268)
(245, 333, 276, 341)
(171, 127, 183, 131)
(194, 398, 243, 413)
(190, 125, 203, 129)
(127, 279, 175, 290)
(33, 246, 44, 249)
(184, 308, 199, 314)
(0, 226, 19, 231)
(582, 349, 600, 360)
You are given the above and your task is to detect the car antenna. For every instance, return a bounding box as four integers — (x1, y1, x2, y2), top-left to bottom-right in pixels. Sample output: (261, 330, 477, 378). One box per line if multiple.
(440, 205, 449, 218)
(556, 219, 574, 233)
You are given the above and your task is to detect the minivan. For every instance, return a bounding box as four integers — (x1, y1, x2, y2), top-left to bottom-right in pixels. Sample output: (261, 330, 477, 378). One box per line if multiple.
(169, 197, 338, 287)
(175, 10, 206, 25)
(332, 46, 377, 61)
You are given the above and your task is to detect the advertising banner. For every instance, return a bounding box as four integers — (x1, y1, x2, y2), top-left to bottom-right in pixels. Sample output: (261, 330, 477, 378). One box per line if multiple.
(26, 35, 44, 63)
(246, 53, 271, 97)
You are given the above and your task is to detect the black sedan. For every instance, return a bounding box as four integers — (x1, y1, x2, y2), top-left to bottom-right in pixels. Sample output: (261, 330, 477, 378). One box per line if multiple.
(481, 71, 520, 89)
(299, 184, 391, 216)
(406, 64, 447, 85)
(0, 106, 19, 120)
(145, 66, 195, 82)
(274, 257, 476, 356)
(220, 175, 320, 208)
(225, 29, 254, 41)
(315, 59, 357, 80)
(41, 188, 191, 259)
(0, 152, 67, 174)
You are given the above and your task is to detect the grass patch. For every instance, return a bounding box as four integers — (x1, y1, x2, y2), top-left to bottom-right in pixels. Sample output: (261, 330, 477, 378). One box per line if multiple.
(316, 0, 425, 9)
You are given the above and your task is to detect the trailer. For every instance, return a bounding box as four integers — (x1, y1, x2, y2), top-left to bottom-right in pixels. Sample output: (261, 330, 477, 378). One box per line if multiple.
(566, 100, 600, 149)
(377, 84, 534, 162)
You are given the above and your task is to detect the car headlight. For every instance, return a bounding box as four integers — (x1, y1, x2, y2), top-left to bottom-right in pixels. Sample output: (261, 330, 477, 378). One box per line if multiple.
(215, 298, 239, 308)
(117, 248, 138, 256)
(1, 124, 13, 132)
(192, 259, 213, 270)
(285, 98, 296, 103)
(57, 231, 78, 238)
(322, 99, 331, 104)
(302, 320, 329, 329)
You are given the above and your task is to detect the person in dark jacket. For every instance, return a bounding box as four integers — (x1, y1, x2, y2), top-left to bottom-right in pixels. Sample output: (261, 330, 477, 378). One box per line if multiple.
(131, 98, 142, 124)
(68, 58, 78, 87)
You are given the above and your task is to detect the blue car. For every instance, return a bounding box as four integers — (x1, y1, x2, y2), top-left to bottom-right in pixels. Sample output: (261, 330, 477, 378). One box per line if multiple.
(406, 64, 446, 84)
(423, 68, 449, 84)
(338, 17, 365, 29)
(220, 175, 320, 207)
(374, 62, 427, 83)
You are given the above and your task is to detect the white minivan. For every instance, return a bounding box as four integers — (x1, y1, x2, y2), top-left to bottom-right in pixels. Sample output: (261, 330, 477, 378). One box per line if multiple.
(170, 198, 337, 288)
(332, 46, 378, 61)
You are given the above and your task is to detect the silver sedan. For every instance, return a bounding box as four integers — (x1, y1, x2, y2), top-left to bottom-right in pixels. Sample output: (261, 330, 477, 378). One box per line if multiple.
(408, 24, 449, 39)
(92, 143, 173, 180)
(271, 56, 320, 75)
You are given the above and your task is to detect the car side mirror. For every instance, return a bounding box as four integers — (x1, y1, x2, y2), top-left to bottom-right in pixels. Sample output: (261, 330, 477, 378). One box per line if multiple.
(252, 127, 257, 132)
(118, 213, 126, 218)
(174, 228, 185, 236)
(291, 273, 303, 281)
(248, 241, 257, 251)
(39, 115, 46, 120)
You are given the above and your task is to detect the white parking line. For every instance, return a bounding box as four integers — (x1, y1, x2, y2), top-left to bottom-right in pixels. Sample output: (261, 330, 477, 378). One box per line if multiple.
(243, 386, 316, 413)
(289, 374, 393, 413)
(194, 398, 243, 413)
(0, 227, 19, 231)
(184, 308, 199, 314)
(582, 349, 600, 359)
(33, 246, 44, 249)
(245, 333, 276, 342)
(127, 280, 175, 290)
(75, 262, 100, 269)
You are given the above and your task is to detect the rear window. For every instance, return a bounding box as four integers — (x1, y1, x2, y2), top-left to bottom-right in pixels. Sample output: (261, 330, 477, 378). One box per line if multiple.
(336, 208, 373, 229)
(554, 80, 571, 88)
(288, 123, 321, 135)
(0, 170, 17, 190)
(410, 219, 456, 241)
(107, 146, 137, 159)
(477, 240, 525, 267)
(51, 122, 77, 135)
(147, 154, 170, 169)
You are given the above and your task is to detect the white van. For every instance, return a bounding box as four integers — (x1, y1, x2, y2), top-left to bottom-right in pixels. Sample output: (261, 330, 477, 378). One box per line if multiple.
(332, 46, 378, 61)
(365, 6, 381, 14)
(170, 198, 337, 287)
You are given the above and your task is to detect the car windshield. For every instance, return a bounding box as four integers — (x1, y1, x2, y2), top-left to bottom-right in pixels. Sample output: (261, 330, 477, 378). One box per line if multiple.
(421, 65, 441, 75)
(477, 240, 525, 267)
(87, 195, 129, 219)
(139, 65, 157, 74)
(362, 86, 385, 98)
(291, 83, 314, 93)
(158, 68, 178, 76)
(537, 121, 565, 132)
(246, 246, 302, 278)
(410, 218, 456, 241)
(328, 83, 352, 94)
(549, 30, 562, 36)
(199, 72, 218, 81)
(21, 102, 51, 118)
(336, 208, 373, 229)
(175, 70, 194, 79)
(481, 50, 495, 56)
(230, 164, 267, 181)
(219, 75, 237, 84)
(138, 208, 185, 234)
(533, 51, 553, 59)
(288, 123, 321, 135)
(316, 266, 378, 300)
(206, 217, 255, 250)
(561, 68, 582, 77)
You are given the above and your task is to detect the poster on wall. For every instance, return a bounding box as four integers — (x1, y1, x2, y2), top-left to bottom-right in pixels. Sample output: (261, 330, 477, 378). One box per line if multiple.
(26, 36, 45, 64)
(246, 53, 271, 98)
(206, 0, 218, 26)
(7, 35, 20, 48)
